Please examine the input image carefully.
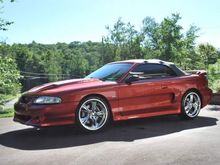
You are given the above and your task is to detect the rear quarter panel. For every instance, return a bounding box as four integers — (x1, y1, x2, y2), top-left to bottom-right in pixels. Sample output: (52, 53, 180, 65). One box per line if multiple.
(151, 75, 200, 114)
(168, 74, 212, 108)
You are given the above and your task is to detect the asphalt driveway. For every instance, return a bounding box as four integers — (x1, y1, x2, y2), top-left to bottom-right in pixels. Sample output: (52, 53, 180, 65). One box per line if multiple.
(0, 105, 220, 165)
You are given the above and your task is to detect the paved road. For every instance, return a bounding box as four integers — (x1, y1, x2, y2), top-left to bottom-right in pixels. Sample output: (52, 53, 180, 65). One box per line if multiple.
(0, 105, 220, 165)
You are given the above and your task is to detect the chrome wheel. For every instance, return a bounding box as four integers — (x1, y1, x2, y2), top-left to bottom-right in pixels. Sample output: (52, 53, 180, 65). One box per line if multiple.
(78, 98, 108, 131)
(183, 92, 201, 118)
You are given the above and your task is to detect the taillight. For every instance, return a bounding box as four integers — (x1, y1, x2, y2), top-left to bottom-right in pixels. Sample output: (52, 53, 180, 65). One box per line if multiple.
(204, 74, 208, 81)
(196, 70, 208, 87)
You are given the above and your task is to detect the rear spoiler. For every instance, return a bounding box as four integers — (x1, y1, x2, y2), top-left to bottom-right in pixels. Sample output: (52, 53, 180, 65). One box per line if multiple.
(185, 70, 208, 81)
(185, 70, 207, 75)
(196, 70, 207, 76)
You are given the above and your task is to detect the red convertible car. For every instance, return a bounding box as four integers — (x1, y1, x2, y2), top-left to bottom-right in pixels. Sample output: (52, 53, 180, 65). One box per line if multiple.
(14, 59, 212, 132)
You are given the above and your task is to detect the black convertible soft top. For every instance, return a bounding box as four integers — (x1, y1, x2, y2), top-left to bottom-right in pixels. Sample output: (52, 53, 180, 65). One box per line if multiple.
(115, 59, 187, 76)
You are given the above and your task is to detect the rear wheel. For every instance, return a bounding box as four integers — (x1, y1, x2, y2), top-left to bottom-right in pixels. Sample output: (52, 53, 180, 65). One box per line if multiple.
(76, 96, 110, 132)
(180, 91, 202, 119)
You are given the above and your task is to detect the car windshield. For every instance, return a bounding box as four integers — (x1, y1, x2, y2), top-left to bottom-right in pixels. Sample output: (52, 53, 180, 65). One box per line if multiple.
(85, 63, 132, 81)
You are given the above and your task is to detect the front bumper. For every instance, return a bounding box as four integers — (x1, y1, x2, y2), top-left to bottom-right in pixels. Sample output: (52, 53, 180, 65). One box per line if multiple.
(14, 101, 78, 127)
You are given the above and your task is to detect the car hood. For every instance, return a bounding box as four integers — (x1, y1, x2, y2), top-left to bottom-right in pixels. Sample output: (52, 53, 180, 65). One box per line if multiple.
(26, 78, 116, 95)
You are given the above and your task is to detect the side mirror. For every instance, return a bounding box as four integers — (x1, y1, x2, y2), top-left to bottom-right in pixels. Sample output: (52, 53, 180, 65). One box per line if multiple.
(125, 75, 139, 84)
(125, 72, 144, 84)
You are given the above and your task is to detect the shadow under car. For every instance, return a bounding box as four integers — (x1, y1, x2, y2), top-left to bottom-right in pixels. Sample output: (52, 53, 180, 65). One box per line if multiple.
(0, 115, 218, 150)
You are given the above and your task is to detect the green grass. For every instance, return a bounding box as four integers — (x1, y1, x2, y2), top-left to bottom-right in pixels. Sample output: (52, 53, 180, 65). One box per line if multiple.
(0, 108, 14, 118)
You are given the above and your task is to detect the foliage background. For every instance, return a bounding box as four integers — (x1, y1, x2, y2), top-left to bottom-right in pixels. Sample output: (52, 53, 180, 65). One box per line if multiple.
(0, 13, 220, 106)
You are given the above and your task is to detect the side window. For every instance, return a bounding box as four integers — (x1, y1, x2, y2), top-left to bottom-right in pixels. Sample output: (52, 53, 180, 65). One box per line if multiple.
(132, 63, 176, 79)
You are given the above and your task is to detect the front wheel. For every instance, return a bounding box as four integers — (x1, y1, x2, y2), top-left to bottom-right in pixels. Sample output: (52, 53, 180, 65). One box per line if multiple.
(76, 96, 110, 132)
(180, 91, 202, 119)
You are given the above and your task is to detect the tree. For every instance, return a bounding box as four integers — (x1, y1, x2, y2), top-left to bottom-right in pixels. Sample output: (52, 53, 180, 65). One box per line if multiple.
(0, 56, 21, 102)
(141, 13, 200, 69)
(197, 43, 218, 69)
(142, 14, 183, 61)
(180, 25, 200, 69)
(0, 0, 14, 31)
(0, 0, 21, 105)
(104, 18, 144, 61)
(43, 50, 62, 81)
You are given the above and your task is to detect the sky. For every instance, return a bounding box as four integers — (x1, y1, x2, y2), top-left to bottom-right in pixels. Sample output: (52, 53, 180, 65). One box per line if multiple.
(1, 0, 220, 48)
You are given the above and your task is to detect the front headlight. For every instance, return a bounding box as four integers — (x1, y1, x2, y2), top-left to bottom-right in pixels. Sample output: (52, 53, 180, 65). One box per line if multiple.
(34, 96, 62, 104)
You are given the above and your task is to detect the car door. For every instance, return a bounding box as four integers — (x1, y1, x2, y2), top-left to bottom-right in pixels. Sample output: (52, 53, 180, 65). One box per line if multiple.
(118, 63, 178, 116)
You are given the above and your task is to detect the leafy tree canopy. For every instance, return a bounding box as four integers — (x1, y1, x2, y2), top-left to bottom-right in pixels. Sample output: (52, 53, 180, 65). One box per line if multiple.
(0, 13, 219, 93)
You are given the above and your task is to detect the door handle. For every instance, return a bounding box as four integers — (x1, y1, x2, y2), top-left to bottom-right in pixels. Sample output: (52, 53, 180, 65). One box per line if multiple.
(161, 85, 168, 89)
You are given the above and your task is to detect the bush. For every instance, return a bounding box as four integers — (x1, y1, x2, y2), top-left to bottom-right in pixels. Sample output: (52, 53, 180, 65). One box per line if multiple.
(208, 59, 220, 92)
(0, 56, 21, 104)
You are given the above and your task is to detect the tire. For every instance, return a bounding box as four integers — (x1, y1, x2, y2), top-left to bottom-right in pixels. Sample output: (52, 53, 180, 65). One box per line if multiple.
(76, 96, 110, 132)
(180, 90, 202, 119)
